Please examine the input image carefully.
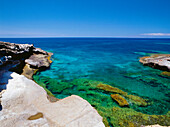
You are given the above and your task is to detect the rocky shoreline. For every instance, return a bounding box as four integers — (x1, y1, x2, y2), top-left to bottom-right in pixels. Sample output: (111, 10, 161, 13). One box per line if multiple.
(0, 41, 52, 79)
(0, 41, 169, 127)
(0, 41, 105, 127)
(139, 54, 170, 72)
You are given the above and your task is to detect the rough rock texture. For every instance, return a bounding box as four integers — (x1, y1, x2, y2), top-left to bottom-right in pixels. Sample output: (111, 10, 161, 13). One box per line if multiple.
(25, 54, 51, 69)
(0, 41, 51, 80)
(0, 41, 33, 56)
(22, 53, 52, 79)
(0, 41, 48, 67)
(0, 41, 53, 111)
(21, 64, 38, 79)
(139, 54, 170, 72)
(0, 73, 105, 127)
(33, 48, 48, 55)
(0, 90, 5, 104)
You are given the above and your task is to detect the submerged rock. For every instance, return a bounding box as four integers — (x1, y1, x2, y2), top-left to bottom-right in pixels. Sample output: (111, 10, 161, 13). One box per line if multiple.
(139, 54, 170, 72)
(111, 107, 170, 127)
(111, 94, 129, 107)
(0, 73, 105, 127)
(160, 71, 170, 77)
(96, 83, 148, 107)
(97, 83, 127, 95)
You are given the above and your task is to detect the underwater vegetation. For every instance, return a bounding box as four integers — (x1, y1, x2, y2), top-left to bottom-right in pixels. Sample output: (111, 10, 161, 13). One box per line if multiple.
(161, 71, 170, 77)
(111, 94, 129, 107)
(33, 75, 170, 127)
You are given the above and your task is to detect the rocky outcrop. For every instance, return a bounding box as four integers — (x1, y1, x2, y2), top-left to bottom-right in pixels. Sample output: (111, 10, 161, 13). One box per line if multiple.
(0, 41, 33, 55)
(0, 41, 52, 79)
(0, 73, 105, 127)
(0, 41, 52, 111)
(139, 54, 170, 72)
(0, 41, 48, 67)
(0, 41, 105, 126)
(0, 41, 33, 64)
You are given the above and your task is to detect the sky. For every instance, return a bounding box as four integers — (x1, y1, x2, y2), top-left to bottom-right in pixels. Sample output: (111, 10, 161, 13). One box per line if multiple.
(0, 0, 170, 38)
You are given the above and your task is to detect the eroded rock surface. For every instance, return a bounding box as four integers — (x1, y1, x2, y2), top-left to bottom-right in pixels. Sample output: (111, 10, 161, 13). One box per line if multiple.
(25, 54, 51, 69)
(0, 73, 105, 127)
(0, 41, 51, 80)
(139, 54, 170, 72)
(0, 41, 48, 67)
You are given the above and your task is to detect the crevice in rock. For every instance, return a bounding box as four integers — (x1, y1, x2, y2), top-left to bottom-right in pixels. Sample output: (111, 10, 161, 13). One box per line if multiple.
(0, 104, 2, 111)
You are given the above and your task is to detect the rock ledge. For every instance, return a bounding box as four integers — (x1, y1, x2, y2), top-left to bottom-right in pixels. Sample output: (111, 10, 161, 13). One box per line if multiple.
(139, 54, 170, 72)
(0, 73, 105, 127)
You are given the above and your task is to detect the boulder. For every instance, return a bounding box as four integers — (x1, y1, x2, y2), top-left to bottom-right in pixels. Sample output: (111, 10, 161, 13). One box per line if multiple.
(0, 73, 105, 127)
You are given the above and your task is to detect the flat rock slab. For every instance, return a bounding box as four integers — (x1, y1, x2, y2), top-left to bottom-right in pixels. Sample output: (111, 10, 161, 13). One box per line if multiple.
(139, 54, 170, 72)
(0, 73, 104, 127)
(25, 54, 50, 68)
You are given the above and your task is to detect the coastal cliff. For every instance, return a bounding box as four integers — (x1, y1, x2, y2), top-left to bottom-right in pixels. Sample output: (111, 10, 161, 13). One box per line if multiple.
(0, 41, 51, 79)
(0, 41, 105, 127)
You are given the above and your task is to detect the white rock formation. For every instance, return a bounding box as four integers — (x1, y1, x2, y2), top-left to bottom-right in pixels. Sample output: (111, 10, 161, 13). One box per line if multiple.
(139, 54, 170, 71)
(0, 72, 105, 127)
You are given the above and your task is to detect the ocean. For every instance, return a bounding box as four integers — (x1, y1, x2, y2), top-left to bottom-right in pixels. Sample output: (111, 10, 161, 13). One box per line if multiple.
(1, 38, 170, 126)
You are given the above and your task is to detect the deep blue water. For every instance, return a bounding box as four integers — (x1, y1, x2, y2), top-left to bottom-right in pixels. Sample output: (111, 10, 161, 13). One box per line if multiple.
(0, 38, 170, 115)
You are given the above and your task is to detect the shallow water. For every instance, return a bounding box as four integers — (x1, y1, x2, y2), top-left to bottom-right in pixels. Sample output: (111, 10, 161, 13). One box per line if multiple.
(1, 38, 170, 126)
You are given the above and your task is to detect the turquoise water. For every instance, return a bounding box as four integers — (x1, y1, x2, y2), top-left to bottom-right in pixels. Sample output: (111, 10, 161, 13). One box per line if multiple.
(1, 38, 170, 116)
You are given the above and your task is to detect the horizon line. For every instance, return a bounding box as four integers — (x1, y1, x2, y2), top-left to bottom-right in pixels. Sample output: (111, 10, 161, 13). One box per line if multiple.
(0, 36, 170, 39)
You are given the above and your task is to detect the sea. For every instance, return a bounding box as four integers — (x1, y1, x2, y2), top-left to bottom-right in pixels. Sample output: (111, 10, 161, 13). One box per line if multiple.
(0, 38, 170, 126)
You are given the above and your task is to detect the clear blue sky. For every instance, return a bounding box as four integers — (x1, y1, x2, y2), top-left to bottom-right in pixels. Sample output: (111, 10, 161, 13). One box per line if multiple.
(0, 0, 170, 38)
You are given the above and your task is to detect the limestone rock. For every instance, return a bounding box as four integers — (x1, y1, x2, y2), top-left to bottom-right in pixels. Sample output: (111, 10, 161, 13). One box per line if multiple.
(0, 41, 48, 67)
(139, 54, 170, 72)
(21, 64, 38, 79)
(25, 54, 51, 69)
(0, 41, 33, 57)
(33, 48, 48, 55)
(0, 73, 105, 127)
(0, 90, 5, 104)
